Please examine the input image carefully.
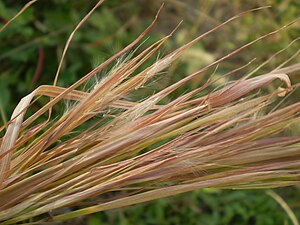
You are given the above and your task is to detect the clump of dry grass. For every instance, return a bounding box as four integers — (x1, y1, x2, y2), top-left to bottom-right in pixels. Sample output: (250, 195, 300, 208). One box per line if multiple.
(1, 1, 300, 224)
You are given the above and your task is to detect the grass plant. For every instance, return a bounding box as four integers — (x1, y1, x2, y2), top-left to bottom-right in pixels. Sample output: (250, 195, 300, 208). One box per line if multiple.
(1, 1, 300, 224)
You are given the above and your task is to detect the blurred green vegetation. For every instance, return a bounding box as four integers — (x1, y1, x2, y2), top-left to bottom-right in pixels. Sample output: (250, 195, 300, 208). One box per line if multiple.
(87, 189, 300, 225)
(1, 0, 300, 224)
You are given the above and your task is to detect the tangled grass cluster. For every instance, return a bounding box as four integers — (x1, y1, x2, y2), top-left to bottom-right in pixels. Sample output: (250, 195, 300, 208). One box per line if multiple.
(0, 1, 300, 224)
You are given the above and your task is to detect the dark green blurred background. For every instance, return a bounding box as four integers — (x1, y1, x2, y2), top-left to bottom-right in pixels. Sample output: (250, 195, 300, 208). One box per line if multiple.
(1, 0, 300, 224)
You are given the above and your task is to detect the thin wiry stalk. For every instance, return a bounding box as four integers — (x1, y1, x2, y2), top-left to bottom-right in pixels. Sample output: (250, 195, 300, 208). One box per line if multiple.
(0, 0, 38, 33)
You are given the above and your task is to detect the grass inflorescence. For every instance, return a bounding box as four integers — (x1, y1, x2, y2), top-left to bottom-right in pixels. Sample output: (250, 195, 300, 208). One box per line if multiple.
(0, 1, 300, 224)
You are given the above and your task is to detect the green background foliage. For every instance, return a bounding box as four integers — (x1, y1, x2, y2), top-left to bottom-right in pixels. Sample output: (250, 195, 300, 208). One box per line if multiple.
(86, 189, 300, 225)
(1, 0, 300, 224)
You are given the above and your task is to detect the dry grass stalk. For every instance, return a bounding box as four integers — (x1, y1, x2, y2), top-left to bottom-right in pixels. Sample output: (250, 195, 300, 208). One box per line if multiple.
(1, 2, 300, 224)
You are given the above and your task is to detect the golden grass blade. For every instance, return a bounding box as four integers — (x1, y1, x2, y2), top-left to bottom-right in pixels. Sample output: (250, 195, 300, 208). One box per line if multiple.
(267, 190, 299, 225)
(38, 171, 296, 223)
(53, 0, 105, 86)
(0, 92, 36, 187)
